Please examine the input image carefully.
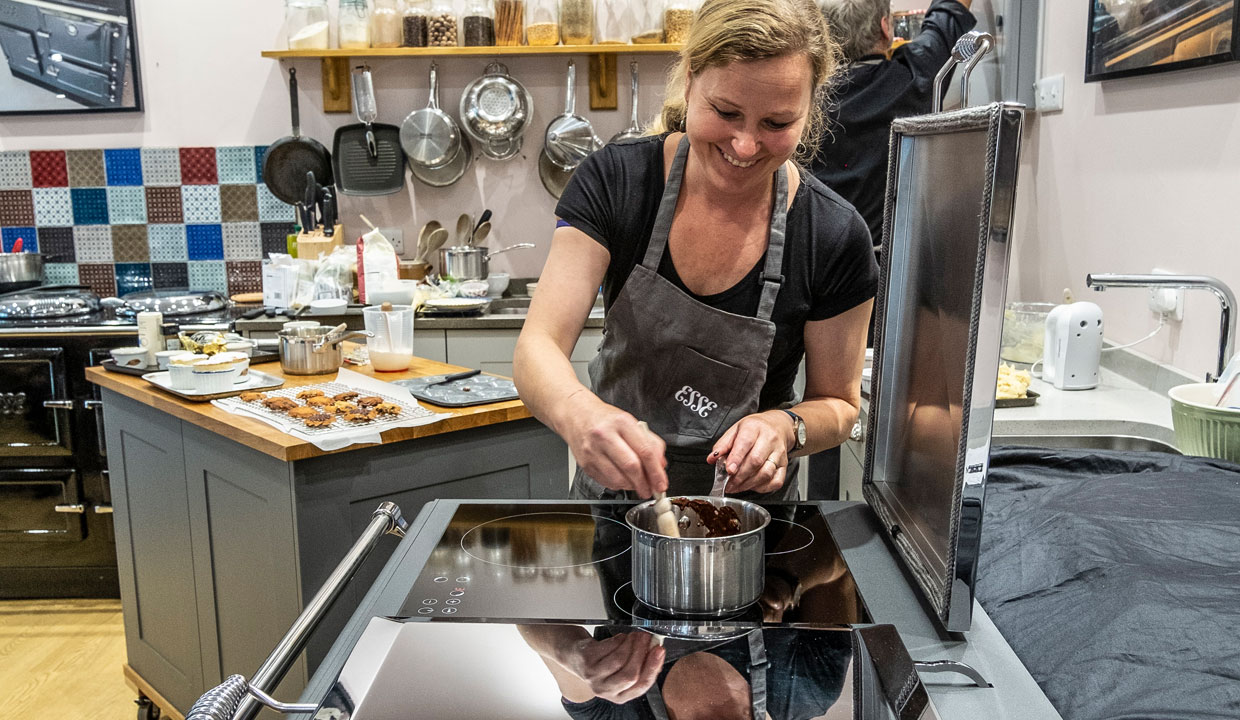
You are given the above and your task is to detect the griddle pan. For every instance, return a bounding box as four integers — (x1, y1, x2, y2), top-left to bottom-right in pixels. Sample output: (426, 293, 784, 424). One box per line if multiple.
(333, 66, 405, 196)
(262, 68, 333, 205)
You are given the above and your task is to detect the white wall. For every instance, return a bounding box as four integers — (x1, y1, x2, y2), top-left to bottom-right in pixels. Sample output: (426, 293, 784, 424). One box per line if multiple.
(1009, 2, 1240, 380)
(0, 0, 674, 281)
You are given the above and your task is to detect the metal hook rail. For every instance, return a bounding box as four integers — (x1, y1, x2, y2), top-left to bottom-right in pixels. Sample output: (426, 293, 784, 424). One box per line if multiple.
(932, 30, 996, 113)
(187, 502, 409, 720)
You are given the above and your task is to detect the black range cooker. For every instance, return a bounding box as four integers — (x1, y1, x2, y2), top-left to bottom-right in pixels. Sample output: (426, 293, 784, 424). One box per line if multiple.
(0, 286, 238, 598)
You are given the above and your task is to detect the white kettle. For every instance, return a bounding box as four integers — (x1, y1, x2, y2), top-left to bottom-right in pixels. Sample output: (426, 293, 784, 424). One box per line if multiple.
(1042, 301, 1103, 390)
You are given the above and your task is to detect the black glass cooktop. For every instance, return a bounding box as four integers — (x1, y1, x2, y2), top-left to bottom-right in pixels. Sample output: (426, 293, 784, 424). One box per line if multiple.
(396, 502, 870, 632)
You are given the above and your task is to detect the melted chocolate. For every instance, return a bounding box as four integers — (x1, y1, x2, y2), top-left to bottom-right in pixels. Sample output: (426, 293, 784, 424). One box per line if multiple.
(670, 498, 742, 538)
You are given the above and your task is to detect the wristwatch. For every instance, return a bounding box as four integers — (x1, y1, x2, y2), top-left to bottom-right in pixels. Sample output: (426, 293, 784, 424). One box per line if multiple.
(782, 409, 806, 452)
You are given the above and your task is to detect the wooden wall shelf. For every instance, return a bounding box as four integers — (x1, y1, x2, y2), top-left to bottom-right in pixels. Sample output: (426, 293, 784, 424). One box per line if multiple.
(263, 45, 682, 112)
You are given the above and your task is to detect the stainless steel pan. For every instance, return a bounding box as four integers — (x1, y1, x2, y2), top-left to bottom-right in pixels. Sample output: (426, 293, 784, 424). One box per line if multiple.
(278, 326, 373, 375)
(439, 243, 535, 281)
(401, 63, 461, 170)
(610, 61, 645, 144)
(544, 60, 602, 171)
(0, 252, 45, 293)
(459, 62, 533, 161)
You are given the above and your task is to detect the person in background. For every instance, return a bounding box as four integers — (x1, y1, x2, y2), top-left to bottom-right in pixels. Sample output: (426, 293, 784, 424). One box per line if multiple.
(810, 0, 976, 253)
(513, 0, 877, 501)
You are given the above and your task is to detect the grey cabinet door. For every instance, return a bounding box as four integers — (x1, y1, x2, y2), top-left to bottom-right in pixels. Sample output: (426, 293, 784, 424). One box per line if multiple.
(182, 424, 306, 715)
(414, 329, 448, 363)
(103, 391, 204, 712)
(444, 327, 601, 387)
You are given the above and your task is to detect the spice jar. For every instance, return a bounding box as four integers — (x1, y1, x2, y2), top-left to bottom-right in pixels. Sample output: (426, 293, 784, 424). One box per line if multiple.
(525, 0, 558, 46)
(463, 0, 495, 46)
(371, 0, 403, 47)
(596, 0, 633, 45)
(285, 0, 330, 50)
(631, 0, 663, 44)
(402, 0, 430, 46)
(494, 0, 525, 46)
(338, 0, 371, 49)
(428, 0, 460, 46)
(559, 0, 592, 45)
(664, 0, 697, 45)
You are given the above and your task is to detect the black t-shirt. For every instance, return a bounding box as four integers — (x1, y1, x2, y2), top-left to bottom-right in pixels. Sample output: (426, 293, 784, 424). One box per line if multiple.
(810, 0, 977, 246)
(555, 134, 878, 410)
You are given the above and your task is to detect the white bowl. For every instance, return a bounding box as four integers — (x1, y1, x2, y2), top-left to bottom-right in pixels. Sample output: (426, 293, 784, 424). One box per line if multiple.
(459, 281, 490, 298)
(167, 354, 209, 390)
(309, 298, 347, 315)
(156, 350, 193, 370)
(223, 341, 255, 357)
(486, 273, 510, 297)
(525, 281, 539, 297)
(190, 367, 236, 394)
(366, 281, 419, 306)
(110, 346, 148, 368)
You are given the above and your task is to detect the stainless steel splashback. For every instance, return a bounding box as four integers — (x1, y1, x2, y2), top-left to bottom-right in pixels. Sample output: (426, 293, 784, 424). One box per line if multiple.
(863, 102, 1025, 633)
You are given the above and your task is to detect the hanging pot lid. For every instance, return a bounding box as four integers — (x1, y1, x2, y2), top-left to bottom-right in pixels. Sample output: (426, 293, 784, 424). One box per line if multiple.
(0, 287, 101, 319)
(116, 289, 229, 317)
(544, 60, 602, 171)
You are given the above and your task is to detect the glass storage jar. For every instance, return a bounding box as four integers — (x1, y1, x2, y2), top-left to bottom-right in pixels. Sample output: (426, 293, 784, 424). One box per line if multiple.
(338, 0, 371, 49)
(428, 0, 460, 46)
(596, 0, 633, 44)
(462, 0, 496, 46)
(559, 0, 592, 45)
(286, 0, 330, 50)
(664, 0, 698, 45)
(631, 0, 663, 43)
(525, 0, 558, 46)
(494, 0, 525, 46)
(371, 0, 403, 47)
(402, 0, 430, 46)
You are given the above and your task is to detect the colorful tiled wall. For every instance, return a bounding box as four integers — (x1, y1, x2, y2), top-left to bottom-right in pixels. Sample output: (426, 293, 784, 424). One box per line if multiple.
(0, 147, 296, 298)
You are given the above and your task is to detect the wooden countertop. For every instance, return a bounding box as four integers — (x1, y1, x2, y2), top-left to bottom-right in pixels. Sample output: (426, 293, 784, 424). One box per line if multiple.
(85, 357, 532, 463)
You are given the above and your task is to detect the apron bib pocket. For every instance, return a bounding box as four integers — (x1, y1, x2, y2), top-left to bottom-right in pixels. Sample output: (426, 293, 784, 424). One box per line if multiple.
(654, 345, 751, 441)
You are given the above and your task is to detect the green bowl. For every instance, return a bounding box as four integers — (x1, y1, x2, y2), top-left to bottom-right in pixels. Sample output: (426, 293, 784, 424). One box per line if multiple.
(1168, 383, 1240, 463)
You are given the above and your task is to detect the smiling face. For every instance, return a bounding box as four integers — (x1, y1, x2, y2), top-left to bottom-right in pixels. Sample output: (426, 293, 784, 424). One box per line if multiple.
(683, 53, 814, 196)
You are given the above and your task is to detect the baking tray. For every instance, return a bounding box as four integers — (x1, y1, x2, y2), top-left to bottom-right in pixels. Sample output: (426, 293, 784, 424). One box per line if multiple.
(995, 389, 1039, 409)
(142, 369, 285, 401)
(216, 381, 435, 434)
(394, 373, 519, 407)
(101, 351, 279, 376)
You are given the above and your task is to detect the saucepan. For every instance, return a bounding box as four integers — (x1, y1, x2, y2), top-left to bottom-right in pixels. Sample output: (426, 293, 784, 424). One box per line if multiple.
(0, 252, 46, 293)
(438, 243, 535, 281)
(626, 496, 769, 616)
(278, 325, 373, 375)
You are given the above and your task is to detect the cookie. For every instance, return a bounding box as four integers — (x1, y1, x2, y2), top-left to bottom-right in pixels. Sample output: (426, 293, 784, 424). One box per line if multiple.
(289, 406, 319, 419)
(356, 396, 384, 407)
(303, 412, 336, 427)
(333, 401, 359, 415)
(306, 396, 336, 408)
(262, 397, 298, 412)
(373, 402, 402, 415)
(297, 389, 325, 400)
(343, 410, 378, 423)
(239, 391, 267, 402)
(333, 391, 360, 402)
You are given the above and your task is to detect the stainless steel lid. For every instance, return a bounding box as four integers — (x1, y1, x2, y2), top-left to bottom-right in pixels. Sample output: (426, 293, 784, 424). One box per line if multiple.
(116, 290, 228, 317)
(0, 287, 100, 319)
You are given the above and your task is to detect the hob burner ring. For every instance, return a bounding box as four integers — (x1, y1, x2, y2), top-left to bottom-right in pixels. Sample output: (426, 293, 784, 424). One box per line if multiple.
(460, 511, 630, 570)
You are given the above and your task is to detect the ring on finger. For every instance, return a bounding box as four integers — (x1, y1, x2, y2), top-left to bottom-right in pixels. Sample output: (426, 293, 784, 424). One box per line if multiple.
(763, 458, 778, 468)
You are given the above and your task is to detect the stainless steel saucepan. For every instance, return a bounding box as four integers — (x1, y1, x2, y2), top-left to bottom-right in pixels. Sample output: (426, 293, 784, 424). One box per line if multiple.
(439, 243, 535, 281)
(626, 496, 769, 616)
(278, 325, 373, 375)
(0, 252, 46, 293)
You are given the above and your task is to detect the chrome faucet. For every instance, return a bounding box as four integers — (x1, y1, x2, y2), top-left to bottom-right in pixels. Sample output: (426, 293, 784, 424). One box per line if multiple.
(1086, 273, 1236, 382)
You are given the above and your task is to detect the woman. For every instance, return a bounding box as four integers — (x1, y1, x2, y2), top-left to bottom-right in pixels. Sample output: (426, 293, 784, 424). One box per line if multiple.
(514, 0, 876, 501)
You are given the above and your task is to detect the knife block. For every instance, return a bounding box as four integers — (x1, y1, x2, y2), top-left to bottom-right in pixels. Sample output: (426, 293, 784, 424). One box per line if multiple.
(296, 226, 344, 261)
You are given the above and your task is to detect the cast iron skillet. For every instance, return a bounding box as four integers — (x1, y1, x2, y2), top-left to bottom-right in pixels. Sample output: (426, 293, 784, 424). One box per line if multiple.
(262, 68, 334, 205)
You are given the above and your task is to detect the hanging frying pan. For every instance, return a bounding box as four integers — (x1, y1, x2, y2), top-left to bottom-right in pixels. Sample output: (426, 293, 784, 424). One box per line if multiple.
(263, 68, 334, 205)
(332, 66, 406, 196)
(410, 131, 472, 188)
(610, 62, 645, 144)
(401, 62, 462, 171)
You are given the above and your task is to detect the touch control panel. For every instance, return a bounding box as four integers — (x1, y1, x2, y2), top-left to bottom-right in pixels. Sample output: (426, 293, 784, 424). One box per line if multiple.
(416, 576, 471, 615)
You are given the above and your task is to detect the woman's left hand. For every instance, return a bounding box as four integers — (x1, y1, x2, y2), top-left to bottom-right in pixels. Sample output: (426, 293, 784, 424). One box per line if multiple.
(709, 411, 792, 494)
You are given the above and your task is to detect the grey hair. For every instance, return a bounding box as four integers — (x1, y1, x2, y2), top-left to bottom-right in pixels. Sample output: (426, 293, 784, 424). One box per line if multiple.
(818, 0, 890, 62)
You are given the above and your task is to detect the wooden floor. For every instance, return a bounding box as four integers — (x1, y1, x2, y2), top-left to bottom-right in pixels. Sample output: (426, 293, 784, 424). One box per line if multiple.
(0, 598, 136, 720)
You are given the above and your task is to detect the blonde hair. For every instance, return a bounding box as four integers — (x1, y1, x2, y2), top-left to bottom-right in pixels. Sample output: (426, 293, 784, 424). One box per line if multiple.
(654, 0, 842, 163)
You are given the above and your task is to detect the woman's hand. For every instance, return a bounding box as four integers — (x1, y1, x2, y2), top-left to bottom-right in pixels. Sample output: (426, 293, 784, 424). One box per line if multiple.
(566, 400, 668, 498)
(709, 410, 793, 494)
(556, 631, 665, 704)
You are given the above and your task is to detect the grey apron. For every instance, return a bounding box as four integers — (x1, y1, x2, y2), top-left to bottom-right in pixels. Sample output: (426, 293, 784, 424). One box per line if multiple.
(571, 136, 798, 501)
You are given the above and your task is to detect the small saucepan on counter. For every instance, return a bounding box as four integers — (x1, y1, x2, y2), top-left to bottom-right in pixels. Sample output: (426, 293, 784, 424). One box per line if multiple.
(278, 324, 373, 375)
(626, 496, 769, 616)
(0, 251, 47, 294)
(438, 243, 534, 281)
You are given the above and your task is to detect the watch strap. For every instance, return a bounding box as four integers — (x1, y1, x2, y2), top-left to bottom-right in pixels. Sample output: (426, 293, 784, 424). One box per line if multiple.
(781, 409, 806, 451)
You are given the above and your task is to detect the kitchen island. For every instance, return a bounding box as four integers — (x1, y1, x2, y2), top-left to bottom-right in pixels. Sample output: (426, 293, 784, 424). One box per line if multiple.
(86, 358, 567, 719)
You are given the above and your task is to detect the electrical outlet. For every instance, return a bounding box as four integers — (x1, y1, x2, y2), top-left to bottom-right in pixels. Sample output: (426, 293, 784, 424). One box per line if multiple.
(1035, 73, 1064, 113)
(383, 227, 404, 255)
(1148, 268, 1184, 321)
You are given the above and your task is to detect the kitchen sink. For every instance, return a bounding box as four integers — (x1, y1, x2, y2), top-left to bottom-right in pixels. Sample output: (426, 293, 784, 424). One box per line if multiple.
(489, 298, 532, 311)
(489, 307, 529, 315)
(992, 434, 1181, 454)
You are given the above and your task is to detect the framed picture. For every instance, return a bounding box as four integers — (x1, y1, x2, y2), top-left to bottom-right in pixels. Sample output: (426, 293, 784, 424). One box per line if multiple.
(1086, 0, 1239, 82)
(0, 0, 143, 115)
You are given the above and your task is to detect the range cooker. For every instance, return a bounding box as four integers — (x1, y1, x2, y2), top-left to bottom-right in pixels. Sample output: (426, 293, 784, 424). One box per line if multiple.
(0, 287, 238, 597)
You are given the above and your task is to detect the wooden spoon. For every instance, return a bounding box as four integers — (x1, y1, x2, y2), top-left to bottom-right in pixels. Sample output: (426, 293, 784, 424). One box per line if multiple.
(471, 221, 492, 247)
(637, 421, 679, 538)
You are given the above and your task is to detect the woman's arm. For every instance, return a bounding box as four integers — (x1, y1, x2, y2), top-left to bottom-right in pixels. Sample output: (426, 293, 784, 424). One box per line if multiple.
(715, 299, 872, 494)
(513, 225, 668, 497)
